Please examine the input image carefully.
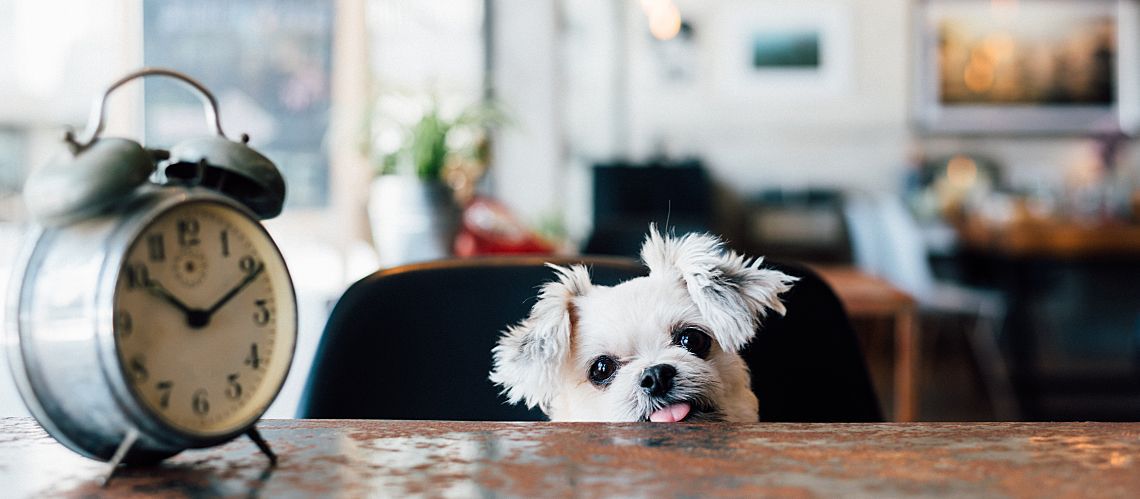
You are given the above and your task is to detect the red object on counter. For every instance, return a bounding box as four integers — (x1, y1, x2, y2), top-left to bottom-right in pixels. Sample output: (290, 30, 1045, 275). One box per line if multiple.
(454, 197, 556, 256)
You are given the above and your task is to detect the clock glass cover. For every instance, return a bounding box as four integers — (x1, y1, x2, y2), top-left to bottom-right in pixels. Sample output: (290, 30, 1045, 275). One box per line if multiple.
(112, 201, 294, 436)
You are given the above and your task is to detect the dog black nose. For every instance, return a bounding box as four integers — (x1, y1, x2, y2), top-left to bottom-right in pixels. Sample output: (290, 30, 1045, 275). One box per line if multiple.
(640, 364, 676, 397)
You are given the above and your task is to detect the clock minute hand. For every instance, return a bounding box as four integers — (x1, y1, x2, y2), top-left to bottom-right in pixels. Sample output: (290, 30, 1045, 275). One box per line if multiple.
(205, 263, 265, 316)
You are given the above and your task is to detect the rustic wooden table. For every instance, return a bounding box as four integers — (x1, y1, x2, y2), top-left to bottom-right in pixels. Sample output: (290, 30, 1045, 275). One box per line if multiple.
(3, 418, 1139, 497)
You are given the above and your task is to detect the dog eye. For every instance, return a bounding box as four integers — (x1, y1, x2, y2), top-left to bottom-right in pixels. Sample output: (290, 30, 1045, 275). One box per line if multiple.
(588, 356, 618, 385)
(674, 328, 712, 358)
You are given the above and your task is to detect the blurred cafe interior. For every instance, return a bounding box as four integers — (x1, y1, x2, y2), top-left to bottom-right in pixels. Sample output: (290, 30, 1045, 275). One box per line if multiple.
(3, 0, 1140, 424)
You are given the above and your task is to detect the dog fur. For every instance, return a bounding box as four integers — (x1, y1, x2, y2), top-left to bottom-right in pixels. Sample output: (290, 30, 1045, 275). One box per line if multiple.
(490, 225, 796, 422)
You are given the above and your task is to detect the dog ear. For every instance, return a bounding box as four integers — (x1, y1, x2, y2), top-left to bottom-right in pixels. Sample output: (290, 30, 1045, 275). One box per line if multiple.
(490, 264, 592, 412)
(641, 224, 797, 352)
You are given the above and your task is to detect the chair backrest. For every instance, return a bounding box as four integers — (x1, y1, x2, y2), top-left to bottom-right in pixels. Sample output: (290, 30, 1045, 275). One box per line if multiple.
(298, 256, 644, 421)
(298, 256, 881, 422)
(844, 192, 936, 296)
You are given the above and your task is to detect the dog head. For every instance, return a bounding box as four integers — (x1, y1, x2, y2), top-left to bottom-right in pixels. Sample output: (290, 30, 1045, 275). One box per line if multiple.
(490, 225, 796, 422)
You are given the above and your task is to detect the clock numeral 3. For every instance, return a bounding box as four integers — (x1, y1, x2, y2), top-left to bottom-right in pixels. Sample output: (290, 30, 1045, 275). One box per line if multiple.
(226, 373, 243, 400)
(126, 264, 150, 289)
(254, 299, 271, 326)
(192, 389, 210, 415)
(178, 218, 200, 247)
(244, 343, 261, 370)
(156, 381, 173, 409)
(147, 234, 165, 262)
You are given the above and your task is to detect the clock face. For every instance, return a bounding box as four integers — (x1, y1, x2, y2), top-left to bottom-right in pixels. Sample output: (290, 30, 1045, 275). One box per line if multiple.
(112, 201, 295, 437)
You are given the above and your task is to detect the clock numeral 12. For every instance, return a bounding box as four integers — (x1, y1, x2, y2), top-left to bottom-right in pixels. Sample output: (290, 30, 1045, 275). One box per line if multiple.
(178, 218, 200, 247)
(220, 230, 230, 257)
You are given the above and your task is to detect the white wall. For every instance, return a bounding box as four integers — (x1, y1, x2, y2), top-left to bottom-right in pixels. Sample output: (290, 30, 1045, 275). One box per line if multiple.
(489, 0, 567, 229)
(624, 0, 912, 192)
(491, 0, 1140, 244)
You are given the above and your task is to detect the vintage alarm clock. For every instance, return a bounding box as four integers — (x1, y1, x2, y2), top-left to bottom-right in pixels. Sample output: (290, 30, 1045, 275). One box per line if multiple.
(5, 68, 297, 482)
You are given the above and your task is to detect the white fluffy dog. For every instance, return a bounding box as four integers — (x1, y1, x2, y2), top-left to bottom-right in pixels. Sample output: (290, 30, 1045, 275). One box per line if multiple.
(490, 226, 796, 422)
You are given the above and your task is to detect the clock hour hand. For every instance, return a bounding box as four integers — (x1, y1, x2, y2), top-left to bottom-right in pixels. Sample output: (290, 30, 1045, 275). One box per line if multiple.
(143, 278, 214, 329)
(143, 278, 196, 317)
(205, 262, 264, 316)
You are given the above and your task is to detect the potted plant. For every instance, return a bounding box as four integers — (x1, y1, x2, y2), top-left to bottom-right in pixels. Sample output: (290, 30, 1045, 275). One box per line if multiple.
(365, 95, 500, 267)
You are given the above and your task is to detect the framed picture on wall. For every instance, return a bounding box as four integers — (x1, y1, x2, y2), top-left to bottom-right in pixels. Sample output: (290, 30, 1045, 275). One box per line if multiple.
(713, 0, 854, 98)
(914, 0, 1140, 134)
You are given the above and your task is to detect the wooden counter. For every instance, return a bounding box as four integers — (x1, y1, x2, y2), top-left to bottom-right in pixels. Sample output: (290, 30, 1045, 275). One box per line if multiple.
(957, 218, 1140, 259)
(5, 418, 1139, 497)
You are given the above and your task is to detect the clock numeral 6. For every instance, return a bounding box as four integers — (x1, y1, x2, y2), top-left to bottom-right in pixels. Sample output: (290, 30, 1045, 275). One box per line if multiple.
(226, 373, 243, 400)
(125, 264, 150, 289)
(192, 389, 210, 415)
(156, 381, 173, 409)
(254, 299, 271, 326)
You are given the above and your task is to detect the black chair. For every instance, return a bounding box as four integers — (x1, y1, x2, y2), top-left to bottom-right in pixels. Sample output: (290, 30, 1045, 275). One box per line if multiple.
(298, 256, 882, 422)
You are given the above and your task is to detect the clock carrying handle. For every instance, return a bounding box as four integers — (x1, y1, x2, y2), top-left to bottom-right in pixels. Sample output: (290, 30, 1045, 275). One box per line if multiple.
(66, 67, 226, 151)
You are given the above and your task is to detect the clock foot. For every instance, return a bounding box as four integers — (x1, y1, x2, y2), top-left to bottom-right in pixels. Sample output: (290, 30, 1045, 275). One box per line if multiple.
(246, 426, 277, 467)
(102, 427, 140, 487)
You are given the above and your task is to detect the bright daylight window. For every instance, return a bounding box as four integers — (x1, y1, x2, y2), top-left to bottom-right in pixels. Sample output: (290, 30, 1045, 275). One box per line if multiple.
(0, 0, 487, 419)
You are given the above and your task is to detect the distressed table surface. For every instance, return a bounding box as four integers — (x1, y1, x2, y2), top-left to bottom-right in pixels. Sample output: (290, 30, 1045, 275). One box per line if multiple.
(2, 418, 1139, 497)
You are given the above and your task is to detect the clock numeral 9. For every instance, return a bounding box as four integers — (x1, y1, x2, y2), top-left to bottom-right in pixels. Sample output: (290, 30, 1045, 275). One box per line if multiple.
(115, 310, 133, 337)
(125, 264, 150, 289)
(156, 381, 173, 409)
(192, 389, 210, 415)
(254, 299, 271, 326)
(178, 218, 200, 247)
(226, 373, 243, 400)
(244, 343, 261, 370)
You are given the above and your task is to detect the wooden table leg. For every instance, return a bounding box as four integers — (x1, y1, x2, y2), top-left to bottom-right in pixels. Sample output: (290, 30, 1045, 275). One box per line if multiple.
(894, 307, 919, 422)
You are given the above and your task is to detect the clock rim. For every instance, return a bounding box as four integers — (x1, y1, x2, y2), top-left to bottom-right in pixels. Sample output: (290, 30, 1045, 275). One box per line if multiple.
(97, 188, 298, 445)
(5, 213, 186, 461)
(5, 225, 137, 461)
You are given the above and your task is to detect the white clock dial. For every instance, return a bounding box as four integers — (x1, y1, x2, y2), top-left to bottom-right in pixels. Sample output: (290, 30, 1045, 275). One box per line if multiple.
(112, 201, 295, 437)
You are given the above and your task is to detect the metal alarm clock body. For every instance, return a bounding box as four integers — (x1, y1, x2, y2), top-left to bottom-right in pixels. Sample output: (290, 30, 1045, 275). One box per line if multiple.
(9, 187, 296, 462)
(6, 69, 296, 473)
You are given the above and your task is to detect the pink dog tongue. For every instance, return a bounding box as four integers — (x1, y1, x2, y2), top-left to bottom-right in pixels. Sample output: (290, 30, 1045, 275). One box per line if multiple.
(649, 403, 691, 423)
